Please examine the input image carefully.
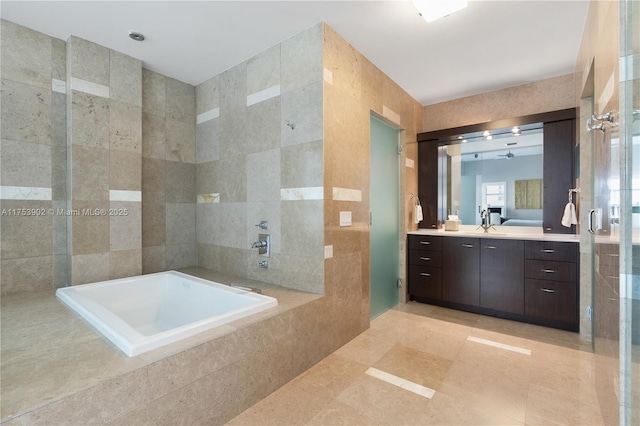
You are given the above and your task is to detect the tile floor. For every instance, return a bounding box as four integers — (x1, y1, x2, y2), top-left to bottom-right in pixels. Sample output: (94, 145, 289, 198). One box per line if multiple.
(227, 302, 605, 425)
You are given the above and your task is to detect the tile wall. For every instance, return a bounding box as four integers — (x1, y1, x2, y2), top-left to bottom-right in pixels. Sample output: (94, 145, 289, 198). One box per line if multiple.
(0, 20, 68, 294)
(194, 24, 325, 294)
(141, 69, 197, 273)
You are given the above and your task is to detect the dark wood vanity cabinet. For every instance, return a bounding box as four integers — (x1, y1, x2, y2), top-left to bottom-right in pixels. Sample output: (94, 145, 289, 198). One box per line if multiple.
(408, 235, 443, 301)
(479, 239, 524, 314)
(524, 241, 579, 327)
(408, 234, 579, 331)
(442, 237, 479, 306)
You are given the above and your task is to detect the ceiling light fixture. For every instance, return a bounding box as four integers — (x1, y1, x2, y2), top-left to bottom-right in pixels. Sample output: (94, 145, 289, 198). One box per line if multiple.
(511, 126, 521, 136)
(483, 130, 492, 140)
(129, 31, 145, 42)
(412, 0, 468, 23)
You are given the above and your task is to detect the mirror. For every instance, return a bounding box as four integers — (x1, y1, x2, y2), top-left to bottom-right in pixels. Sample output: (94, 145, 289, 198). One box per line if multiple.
(440, 123, 544, 227)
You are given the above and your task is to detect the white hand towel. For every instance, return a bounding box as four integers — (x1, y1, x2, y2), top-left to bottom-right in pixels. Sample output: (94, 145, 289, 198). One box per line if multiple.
(561, 202, 578, 227)
(415, 204, 423, 224)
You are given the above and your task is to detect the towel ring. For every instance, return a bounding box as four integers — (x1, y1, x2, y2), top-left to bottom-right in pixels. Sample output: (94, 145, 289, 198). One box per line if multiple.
(568, 188, 580, 203)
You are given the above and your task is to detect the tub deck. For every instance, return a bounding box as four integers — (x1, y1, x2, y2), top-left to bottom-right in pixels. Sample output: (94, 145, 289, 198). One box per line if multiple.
(0, 268, 321, 423)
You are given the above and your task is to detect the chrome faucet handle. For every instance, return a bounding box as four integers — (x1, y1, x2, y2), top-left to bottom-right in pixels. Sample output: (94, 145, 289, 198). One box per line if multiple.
(251, 241, 267, 248)
(255, 221, 268, 230)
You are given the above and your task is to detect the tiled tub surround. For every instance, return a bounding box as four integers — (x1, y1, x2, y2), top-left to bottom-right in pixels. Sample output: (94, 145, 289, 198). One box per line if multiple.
(0, 268, 320, 424)
(55, 271, 278, 357)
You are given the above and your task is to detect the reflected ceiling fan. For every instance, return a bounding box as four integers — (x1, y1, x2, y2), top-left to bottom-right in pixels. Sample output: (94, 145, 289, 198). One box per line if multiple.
(497, 150, 515, 159)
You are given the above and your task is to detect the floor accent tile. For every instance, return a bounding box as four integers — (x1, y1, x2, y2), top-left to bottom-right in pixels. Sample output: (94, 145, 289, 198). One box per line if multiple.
(365, 367, 435, 399)
(467, 335, 532, 355)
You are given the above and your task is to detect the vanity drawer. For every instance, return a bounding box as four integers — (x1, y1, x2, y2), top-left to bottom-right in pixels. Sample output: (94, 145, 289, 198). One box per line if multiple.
(409, 266, 442, 300)
(525, 241, 577, 262)
(408, 250, 443, 268)
(525, 259, 576, 282)
(525, 279, 577, 324)
(408, 235, 442, 251)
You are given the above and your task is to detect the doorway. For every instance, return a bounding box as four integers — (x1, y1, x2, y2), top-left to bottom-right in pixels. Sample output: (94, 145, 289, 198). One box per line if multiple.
(369, 116, 400, 320)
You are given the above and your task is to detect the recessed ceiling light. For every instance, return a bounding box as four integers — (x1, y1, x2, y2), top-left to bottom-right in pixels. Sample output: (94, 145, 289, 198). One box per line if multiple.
(412, 0, 468, 23)
(511, 126, 521, 136)
(129, 31, 145, 42)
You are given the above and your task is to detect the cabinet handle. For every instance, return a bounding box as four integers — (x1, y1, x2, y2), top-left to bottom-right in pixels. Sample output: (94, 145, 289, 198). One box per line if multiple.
(485, 245, 497, 249)
(420, 273, 431, 277)
(419, 241, 431, 245)
(540, 288, 557, 293)
(541, 269, 556, 273)
(420, 257, 431, 261)
(461, 244, 474, 248)
(541, 249, 556, 253)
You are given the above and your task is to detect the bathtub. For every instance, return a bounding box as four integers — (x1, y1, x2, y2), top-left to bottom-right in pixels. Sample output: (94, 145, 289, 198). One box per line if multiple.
(55, 271, 278, 357)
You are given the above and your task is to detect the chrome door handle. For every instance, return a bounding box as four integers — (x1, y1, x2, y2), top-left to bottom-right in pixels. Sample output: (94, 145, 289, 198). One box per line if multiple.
(540, 288, 557, 293)
(420, 273, 431, 277)
(588, 209, 596, 234)
(420, 257, 431, 261)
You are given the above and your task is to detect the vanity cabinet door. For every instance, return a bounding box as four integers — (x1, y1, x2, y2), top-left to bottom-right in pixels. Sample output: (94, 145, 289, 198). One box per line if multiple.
(409, 266, 442, 301)
(443, 237, 479, 306)
(480, 239, 524, 314)
(542, 118, 575, 234)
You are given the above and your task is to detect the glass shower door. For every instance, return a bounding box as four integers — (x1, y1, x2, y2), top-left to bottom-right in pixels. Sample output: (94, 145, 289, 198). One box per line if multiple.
(618, 0, 639, 423)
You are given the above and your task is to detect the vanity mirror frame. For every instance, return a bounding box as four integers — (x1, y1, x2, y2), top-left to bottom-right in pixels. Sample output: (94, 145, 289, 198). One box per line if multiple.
(417, 108, 577, 234)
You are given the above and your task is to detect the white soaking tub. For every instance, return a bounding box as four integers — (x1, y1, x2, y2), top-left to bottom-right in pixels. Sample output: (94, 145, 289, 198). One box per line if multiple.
(56, 271, 278, 357)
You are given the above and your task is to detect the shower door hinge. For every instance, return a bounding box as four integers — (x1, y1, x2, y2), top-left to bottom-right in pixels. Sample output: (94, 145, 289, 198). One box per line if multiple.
(397, 146, 403, 155)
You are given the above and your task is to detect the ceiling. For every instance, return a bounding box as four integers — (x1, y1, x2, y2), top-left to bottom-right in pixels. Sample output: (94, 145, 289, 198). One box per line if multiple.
(0, 1, 589, 106)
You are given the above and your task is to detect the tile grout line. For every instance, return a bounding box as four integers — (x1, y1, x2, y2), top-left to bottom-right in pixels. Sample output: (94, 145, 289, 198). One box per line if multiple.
(365, 367, 436, 399)
(466, 336, 532, 355)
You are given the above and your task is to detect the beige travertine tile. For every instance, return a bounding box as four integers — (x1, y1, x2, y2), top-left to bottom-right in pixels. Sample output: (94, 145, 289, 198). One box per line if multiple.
(421, 391, 523, 425)
(334, 332, 396, 366)
(165, 203, 195, 245)
(142, 245, 165, 274)
(141, 111, 165, 159)
(109, 249, 141, 279)
(109, 100, 142, 153)
(71, 201, 110, 254)
(336, 374, 433, 426)
(247, 43, 280, 96)
(0, 139, 52, 188)
(71, 252, 109, 285)
(323, 24, 361, 101)
(109, 50, 141, 107)
(141, 157, 166, 204)
(165, 77, 195, 120)
(246, 96, 280, 154)
(373, 344, 453, 391)
(281, 23, 323, 94)
(109, 150, 141, 191)
(0, 200, 53, 260)
(165, 242, 197, 269)
(196, 118, 220, 163)
(71, 146, 109, 200)
(1, 256, 53, 295)
(165, 117, 196, 163)
(142, 202, 166, 247)
(196, 75, 219, 115)
(1, 79, 52, 145)
(70, 90, 109, 149)
(165, 160, 195, 203)
(280, 82, 323, 147)
(305, 400, 378, 426)
(68, 35, 109, 85)
(142, 68, 165, 117)
(526, 383, 605, 426)
(1, 19, 52, 89)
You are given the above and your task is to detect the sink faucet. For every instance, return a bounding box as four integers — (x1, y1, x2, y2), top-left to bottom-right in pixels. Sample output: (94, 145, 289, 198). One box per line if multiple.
(477, 209, 497, 233)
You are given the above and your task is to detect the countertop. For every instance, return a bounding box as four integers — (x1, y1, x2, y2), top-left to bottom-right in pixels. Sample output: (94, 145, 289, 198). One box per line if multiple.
(408, 226, 580, 243)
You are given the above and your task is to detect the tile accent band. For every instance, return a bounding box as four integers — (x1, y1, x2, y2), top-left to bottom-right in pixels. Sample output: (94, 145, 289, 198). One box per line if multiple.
(280, 187, 324, 201)
(70, 77, 110, 99)
(0, 186, 52, 200)
(197, 193, 221, 204)
(247, 84, 280, 107)
(466, 336, 532, 355)
(332, 187, 362, 202)
(196, 107, 220, 124)
(109, 190, 142, 202)
(365, 367, 435, 399)
(382, 105, 401, 126)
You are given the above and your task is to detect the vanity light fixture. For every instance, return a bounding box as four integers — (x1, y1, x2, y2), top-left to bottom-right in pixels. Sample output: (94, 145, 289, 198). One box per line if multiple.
(129, 31, 145, 42)
(412, 0, 468, 23)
